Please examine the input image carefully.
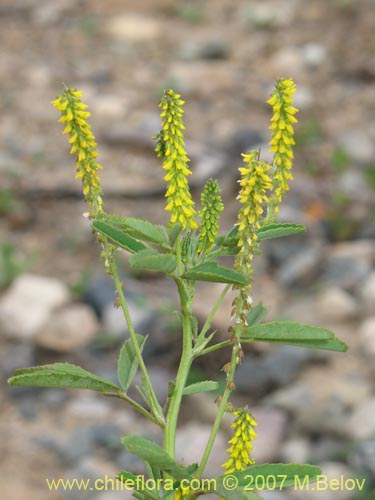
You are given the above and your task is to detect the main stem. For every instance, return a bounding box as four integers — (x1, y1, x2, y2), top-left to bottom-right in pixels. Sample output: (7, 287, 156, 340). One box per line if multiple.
(164, 239, 193, 458)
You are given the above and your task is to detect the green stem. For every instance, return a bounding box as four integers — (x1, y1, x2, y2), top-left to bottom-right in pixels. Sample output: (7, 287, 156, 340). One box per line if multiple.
(196, 340, 231, 357)
(109, 260, 165, 426)
(198, 284, 231, 340)
(196, 333, 240, 479)
(103, 391, 160, 426)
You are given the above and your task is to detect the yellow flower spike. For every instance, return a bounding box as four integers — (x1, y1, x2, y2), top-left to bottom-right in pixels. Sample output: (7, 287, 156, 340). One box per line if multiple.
(232, 151, 272, 325)
(155, 89, 197, 230)
(222, 408, 257, 474)
(52, 88, 104, 217)
(267, 78, 299, 218)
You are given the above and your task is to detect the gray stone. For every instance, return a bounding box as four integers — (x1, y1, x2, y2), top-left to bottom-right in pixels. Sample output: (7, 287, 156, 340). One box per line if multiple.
(293, 85, 314, 110)
(252, 407, 288, 463)
(301, 43, 327, 68)
(0, 274, 70, 340)
(66, 395, 112, 420)
(360, 271, 375, 315)
(236, 347, 320, 395)
(277, 243, 323, 286)
(322, 256, 372, 291)
(337, 130, 374, 164)
(1, 343, 36, 378)
(348, 439, 375, 480)
(296, 396, 349, 436)
(102, 301, 154, 339)
(310, 437, 348, 463)
(179, 39, 229, 61)
(176, 423, 227, 477)
(346, 398, 375, 440)
(130, 366, 172, 404)
(317, 287, 359, 320)
(36, 304, 98, 352)
(223, 127, 264, 158)
(264, 383, 313, 414)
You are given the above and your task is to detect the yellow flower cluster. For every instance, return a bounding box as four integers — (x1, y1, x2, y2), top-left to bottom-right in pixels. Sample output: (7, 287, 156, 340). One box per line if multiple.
(52, 88, 103, 216)
(223, 408, 257, 474)
(174, 485, 192, 500)
(155, 89, 197, 230)
(198, 178, 224, 254)
(267, 78, 298, 212)
(232, 151, 272, 324)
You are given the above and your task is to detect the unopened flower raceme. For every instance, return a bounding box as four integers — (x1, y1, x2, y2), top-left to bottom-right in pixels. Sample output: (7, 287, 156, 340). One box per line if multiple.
(198, 178, 224, 254)
(155, 89, 197, 230)
(232, 151, 272, 325)
(223, 408, 257, 474)
(52, 88, 104, 216)
(267, 78, 298, 216)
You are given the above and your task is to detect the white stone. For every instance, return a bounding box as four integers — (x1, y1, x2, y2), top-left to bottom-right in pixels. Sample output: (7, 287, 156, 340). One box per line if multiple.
(280, 438, 310, 464)
(346, 398, 375, 440)
(36, 304, 98, 352)
(361, 271, 375, 314)
(252, 407, 288, 463)
(359, 317, 375, 358)
(106, 15, 162, 42)
(317, 287, 358, 320)
(0, 274, 70, 340)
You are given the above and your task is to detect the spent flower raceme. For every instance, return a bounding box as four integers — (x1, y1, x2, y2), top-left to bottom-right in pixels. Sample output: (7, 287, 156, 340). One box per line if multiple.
(52, 88, 104, 217)
(223, 408, 257, 474)
(155, 89, 197, 230)
(267, 77, 298, 217)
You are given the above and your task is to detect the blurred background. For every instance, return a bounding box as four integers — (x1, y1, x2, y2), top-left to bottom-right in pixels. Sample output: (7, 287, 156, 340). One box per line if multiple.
(0, 0, 374, 499)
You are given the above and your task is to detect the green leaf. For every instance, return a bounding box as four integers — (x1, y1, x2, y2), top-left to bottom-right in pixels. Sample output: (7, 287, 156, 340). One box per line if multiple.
(213, 463, 321, 494)
(93, 221, 147, 253)
(214, 487, 262, 500)
(241, 321, 348, 352)
(182, 380, 220, 396)
(257, 223, 306, 241)
(104, 215, 169, 246)
(8, 363, 119, 392)
(129, 250, 177, 274)
(243, 321, 334, 342)
(122, 435, 192, 481)
(168, 222, 183, 246)
(117, 470, 160, 500)
(246, 302, 269, 326)
(182, 262, 248, 286)
(118, 335, 147, 391)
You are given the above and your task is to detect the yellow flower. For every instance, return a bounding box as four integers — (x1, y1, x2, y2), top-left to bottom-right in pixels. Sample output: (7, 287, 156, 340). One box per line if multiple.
(174, 485, 192, 500)
(155, 89, 197, 230)
(267, 78, 298, 215)
(52, 88, 103, 216)
(222, 408, 257, 474)
(232, 151, 272, 325)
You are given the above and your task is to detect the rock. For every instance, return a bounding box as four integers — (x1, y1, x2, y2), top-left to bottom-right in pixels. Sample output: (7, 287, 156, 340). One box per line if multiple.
(280, 438, 311, 464)
(301, 43, 327, 68)
(359, 317, 375, 358)
(102, 301, 154, 340)
(179, 39, 229, 60)
(0, 274, 70, 340)
(317, 287, 358, 321)
(276, 242, 324, 286)
(310, 437, 348, 463)
(271, 47, 303, 75)
(265, 382, 313, 414)
(322, 255, 372, 291)
(130, 366, 172, 404)
(346, 398, 375, 440)
(176, 423, 227, 477)
(101, 114, 159, 149)
(236, 347, 320, 395)
(252, 407, 288, 463)
(290, 462, 357, 500)
(66, 395, 112, 420)
(337, 130, 374, 164)
(106, 15, 162, 42)
(261, 492, 288, 500)
(360, 271, 375, 315)
(223, 127, 264, 158)
(36, 304, 98, 352)
(31, 0, 76, 26)
(243, 2, 296, 28)
(1, 343, 36, 378)
(348, 439, 375, 480)
(293, 85, 314, 110)
(338, 169, 373, 202)
(91, 95, 128, 119)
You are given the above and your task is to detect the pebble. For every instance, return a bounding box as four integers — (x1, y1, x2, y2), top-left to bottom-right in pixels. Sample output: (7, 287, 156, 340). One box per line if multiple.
(280, 438, 311, 464)
(66, 395, 112, 420)
(178, 39, 229, 61)
(106, 15, 162, 42)
(293, 85, 314, 110)
(102, 301, 154, 340)
(36, 304, 98, 352)
(1, 343, 36, 378)
(348, 439, 375, 481)
(175, 423, 227, 477)
(321, 255, 372, 291)
(359, 317, 375, 358)
(264, 382, 313, 414)
(360, 271, 375, 315)
(223, 127, 265, 158)
(252, 407, 288, 463)
(346, 398, 375, 440)
(337, 130, 374, 165)
(317, 287, 358, 321)
(0, 274, 70, 340)
(271, 47, 303, 76)
(301, 43, 327, 69)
